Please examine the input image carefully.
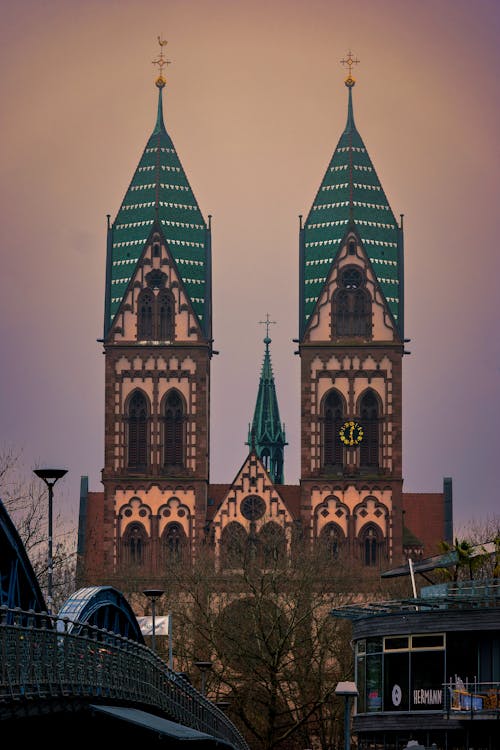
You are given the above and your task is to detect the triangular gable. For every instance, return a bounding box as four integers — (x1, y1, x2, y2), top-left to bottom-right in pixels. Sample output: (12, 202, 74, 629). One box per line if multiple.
(107, 223, 205, 344)
(212, 451, 295, 535)
(303, 225, 402, 344)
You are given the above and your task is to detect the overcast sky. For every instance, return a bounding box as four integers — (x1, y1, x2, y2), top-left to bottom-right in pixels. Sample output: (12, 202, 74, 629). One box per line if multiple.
(1, 0, 499, 533)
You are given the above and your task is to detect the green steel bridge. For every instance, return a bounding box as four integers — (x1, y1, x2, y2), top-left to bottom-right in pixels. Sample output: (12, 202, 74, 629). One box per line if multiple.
(0, 498, 249, 748)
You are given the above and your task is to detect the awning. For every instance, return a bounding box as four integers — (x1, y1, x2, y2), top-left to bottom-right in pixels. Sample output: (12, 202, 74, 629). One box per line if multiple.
(90, 704, 234, 747)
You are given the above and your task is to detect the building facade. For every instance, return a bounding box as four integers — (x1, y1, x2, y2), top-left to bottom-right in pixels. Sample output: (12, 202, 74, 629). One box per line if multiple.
(77, 59, 451, 586)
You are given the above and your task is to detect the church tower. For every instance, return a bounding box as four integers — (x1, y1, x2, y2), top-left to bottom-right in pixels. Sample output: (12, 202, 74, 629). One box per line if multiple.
(100, 41, 212, 576)
(298, 56, 405, 566)
(247, 318, 287, 484)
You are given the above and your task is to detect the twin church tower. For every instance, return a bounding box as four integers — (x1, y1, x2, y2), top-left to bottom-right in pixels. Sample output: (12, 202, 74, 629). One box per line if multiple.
(77, 48, 451, 584)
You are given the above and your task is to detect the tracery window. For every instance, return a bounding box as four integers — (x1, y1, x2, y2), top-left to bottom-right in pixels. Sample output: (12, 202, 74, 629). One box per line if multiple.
(137, 283, 174, 340)
(122, 522, 149, 568)
(333, 267, 371, 337)
(127, 390, 149, 469)
(319, 522, 343, 560)
(220, 522, 247, 570)
(323, 390, 344, 467)
(360, 524, 381, 567)
(359, 390, 380, 468)
(158, 290, 174, 340)
(137, 289, 154, 339)
(163, 390, 185, 468)
(161, 522, 187, 565)
(258, 522, 286, 568)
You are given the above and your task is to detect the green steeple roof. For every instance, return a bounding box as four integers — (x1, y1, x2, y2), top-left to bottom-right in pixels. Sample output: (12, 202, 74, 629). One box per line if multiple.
(247, 334, 287, 484)
(105, 82, 211, 337)
(300, 81, 403, 337)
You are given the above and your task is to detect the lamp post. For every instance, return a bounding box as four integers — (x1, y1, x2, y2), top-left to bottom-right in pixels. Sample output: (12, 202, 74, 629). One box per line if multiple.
(33, 468, 67, 614)
(335, 681, 358, 750)
(194, 660, 213, 696)
(142, 588, 164, 653)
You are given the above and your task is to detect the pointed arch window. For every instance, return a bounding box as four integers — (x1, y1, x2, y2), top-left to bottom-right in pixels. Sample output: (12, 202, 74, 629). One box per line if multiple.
(220, 522, 248, 570)
(158, 290, 174, 340)
(319, 522, 344, 560)
(136, 280, 175, 341)
(137, 289, 155, 339)
(323, 390, 344, 467)
(258, 522, 286, 568)
(121, 522, 149, 568)
(359, 390, 380, 468)
(333, 267, 371, 337)
(161, 522, 187, 566)
(360, 524, 382, 567)
(163, 390, 185, 468)
(127, 390, 149, 469)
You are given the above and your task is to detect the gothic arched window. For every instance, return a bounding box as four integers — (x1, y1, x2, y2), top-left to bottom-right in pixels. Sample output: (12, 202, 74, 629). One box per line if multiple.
(220, 522, 247, 570)
(163, 390, 185, 468)
(161, 522, 187, 565)
(359, 390, 380, 468)
(319, 522, 344, 560)
(333, 268, 371, 337)
(122, 522, 149, 568)
(258, 522, 286, 568)
(360, 524, 381, 567)
(137, 289, 155, 339)
(127, 390, 149, 469)
(157, 290, 174, 340)
(323, 390, 344, 467)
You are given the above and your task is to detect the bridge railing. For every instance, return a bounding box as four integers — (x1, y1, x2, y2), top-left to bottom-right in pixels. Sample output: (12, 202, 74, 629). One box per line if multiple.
(0, 605, 249, 750)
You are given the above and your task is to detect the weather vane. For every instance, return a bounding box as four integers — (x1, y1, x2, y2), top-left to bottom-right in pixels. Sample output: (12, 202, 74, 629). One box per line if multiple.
(259, 313, 276, 340)
(152, 36, 171, 88)
(340, 50, 359, 88)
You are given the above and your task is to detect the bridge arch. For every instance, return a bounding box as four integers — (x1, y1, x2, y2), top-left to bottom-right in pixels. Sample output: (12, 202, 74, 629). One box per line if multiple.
(58, 585, 145, 642)
(0, 498, 46, 612)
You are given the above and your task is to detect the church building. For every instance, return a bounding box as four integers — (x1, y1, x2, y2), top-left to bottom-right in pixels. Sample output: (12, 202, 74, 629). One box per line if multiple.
(76, 50, 452, 586)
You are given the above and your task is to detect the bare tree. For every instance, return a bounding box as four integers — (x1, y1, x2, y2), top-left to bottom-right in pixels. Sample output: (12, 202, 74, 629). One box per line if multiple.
(0, 444, 77, 610)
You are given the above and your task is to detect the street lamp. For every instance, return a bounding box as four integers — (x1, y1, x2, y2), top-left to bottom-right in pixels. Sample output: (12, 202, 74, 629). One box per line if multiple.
(194, 660, 213, 696)
(33, 468, 67, 614)
(142, 588, 164, 653)
(335, 681, 358, 750)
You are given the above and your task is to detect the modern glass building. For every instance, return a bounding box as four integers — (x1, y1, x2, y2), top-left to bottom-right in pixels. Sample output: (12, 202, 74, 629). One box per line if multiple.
(332, 555, 500, 750)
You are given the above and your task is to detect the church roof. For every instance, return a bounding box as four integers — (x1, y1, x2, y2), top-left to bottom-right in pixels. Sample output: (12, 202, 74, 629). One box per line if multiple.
(301, 79, 402, 337)
(105, 82, 210, 337)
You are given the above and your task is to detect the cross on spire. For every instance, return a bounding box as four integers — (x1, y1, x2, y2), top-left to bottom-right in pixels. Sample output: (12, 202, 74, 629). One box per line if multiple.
(152, 36, 171, 88)
(259, 313, 276, 340)
(340, 49, 360, 88)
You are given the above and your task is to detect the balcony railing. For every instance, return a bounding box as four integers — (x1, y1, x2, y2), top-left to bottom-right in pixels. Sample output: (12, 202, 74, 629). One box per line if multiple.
(445, 680, 500, 718)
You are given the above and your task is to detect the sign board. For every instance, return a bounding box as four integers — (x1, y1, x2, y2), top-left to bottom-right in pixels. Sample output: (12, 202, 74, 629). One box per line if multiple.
(137, 615, 170, 636)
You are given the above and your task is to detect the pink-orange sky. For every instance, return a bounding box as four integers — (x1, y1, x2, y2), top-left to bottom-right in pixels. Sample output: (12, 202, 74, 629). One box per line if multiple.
(0, 0, 499, 533)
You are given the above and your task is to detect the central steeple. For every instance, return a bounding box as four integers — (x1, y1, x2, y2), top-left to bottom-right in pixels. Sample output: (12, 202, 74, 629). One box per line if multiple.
(104, 39, 211, 339)
(300, 56, 403, 339)
(247, 317, 287, 485)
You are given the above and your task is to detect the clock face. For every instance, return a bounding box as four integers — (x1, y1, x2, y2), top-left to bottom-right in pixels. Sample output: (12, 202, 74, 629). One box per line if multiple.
(241, 495, 266, 521)
(339, 420, 364, 446)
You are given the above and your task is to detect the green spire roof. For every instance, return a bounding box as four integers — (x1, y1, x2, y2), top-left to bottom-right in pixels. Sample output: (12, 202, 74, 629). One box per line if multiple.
(301, 82, 402, 336)
(247, 335, 287, 484)
(105, 84, 210, 336)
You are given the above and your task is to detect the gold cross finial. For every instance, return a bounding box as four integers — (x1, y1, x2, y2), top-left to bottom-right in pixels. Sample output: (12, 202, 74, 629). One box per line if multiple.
(340, 49, 359, 88)
(152, 36, 171, 88)
(259, 313, 276, 340)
